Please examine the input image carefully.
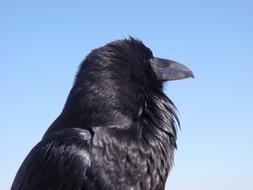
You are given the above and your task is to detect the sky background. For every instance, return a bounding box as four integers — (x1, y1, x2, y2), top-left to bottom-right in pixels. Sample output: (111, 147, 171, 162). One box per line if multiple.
(1, 0, 253, 189)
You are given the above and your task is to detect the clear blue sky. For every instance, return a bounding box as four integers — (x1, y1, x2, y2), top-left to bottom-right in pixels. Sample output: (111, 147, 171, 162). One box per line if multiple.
(1, 0, 253, 189)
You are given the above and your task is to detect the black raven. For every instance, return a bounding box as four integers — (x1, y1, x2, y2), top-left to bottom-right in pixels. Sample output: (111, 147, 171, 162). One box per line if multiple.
(11, 38, 193, 190)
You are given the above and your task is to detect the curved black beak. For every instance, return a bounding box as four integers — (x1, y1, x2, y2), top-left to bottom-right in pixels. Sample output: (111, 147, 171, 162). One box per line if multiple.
(149, 57, 194, 81)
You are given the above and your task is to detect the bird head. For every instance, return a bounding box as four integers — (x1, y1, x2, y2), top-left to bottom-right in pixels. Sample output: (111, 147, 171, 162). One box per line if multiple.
(63, 37, 194, 128)
(76, 37, 193, 91)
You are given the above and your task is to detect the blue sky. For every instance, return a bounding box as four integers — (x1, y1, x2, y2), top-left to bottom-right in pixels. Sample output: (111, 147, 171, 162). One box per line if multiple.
(1, 0, 253, 189)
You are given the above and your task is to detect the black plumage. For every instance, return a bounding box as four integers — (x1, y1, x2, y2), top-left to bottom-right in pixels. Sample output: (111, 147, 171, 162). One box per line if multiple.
(11, 37, 193, 190)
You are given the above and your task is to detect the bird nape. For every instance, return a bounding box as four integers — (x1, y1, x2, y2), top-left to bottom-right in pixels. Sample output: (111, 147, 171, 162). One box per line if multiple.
(11, 37, 194, 190)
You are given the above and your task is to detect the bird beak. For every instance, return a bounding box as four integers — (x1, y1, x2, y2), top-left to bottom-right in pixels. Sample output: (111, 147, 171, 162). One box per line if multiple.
(149, 57, 194, 81)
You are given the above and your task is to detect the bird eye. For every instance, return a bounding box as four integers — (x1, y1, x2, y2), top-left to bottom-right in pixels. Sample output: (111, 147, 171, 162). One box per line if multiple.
(148, 58, 154, 65)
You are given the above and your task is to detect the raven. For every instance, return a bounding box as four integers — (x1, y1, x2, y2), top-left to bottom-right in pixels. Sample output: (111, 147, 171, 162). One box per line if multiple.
(11, 38, 193, 190)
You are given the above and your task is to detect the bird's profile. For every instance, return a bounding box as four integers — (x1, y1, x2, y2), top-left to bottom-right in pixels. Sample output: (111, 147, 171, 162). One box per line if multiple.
(11, 37, 193, 190)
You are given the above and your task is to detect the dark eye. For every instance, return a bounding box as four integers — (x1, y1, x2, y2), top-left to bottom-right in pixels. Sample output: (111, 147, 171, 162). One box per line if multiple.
(148, 58, 154, 65)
